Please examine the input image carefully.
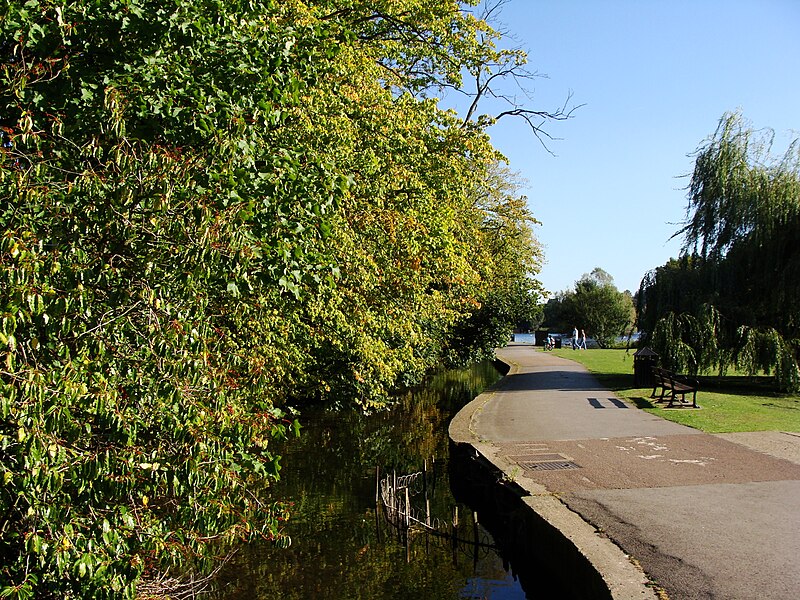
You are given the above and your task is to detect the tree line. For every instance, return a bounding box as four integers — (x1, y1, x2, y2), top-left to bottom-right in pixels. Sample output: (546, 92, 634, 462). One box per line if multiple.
(0, 1, 549, 597)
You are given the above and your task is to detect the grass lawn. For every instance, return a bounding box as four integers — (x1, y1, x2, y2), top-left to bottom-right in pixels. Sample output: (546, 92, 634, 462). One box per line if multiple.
(548, 348, 800, 433)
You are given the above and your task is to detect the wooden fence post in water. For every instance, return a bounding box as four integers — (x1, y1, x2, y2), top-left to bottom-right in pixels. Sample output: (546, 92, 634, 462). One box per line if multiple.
(404, 487, 411, 528)
(473, 511, 479, 567)
(452, 506, 459, 565)
(425, 496, 431, 554)
(393, 471, 398, 529)
(374, 465, 382, 544)
(404, 486, 411, 562)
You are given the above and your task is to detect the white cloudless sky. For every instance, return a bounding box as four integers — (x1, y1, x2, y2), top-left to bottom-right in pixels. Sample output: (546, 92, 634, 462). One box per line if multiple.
(465, 0, 800, 296)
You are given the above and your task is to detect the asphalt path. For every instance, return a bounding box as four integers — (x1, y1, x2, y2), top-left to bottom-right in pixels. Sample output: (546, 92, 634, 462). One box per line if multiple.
(454, 345, 800, 600)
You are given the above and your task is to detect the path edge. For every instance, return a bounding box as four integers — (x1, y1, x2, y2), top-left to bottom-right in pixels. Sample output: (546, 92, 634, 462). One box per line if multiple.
(448, 352, 659, 600)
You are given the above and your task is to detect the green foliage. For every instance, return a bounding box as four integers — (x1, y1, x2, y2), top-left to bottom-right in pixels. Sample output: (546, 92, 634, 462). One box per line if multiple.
(1, 1, 547, 596)
(443, 162, 544, 364)
(650, 305, 721, 375)
(546, 268, 634, 346)
(639, 112, 800, 391)
(734, 326, 800, 391)
(1, 2, 336, 596)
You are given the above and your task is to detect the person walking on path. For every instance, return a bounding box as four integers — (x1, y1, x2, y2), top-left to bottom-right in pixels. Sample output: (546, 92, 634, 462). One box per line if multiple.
(572, 326, 579, 350)
(580, 329, 587, 350)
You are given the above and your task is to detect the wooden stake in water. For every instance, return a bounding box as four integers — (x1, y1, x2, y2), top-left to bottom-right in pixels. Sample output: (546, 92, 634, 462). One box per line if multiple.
(404, 486, 410, 528)
(452, 506, 459, 564)
(473, 511, 479, 566)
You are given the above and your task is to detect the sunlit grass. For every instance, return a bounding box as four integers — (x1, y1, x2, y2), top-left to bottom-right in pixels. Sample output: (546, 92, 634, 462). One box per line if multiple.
(548, 348, 800, 433)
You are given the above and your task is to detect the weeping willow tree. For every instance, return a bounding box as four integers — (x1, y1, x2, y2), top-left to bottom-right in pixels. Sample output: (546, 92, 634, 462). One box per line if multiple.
(638, 112, 800, 390)
(650, 305, 723, 375)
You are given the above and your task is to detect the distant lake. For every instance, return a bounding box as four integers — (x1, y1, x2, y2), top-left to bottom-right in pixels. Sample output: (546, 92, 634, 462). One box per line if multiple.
(512, 332, 641, 346)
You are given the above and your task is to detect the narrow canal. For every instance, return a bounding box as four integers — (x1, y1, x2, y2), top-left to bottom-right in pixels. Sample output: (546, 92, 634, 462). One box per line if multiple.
(213, 361, 532, 599)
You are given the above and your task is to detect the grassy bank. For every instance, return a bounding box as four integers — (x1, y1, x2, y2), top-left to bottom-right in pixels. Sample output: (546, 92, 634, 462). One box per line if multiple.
(547, 348, 800, 433)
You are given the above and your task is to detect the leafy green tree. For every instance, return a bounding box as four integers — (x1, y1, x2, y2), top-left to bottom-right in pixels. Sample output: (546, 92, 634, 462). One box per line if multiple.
(1, 1, 554, 597)
(276, 6, 551, 403)
(567, 270, 634, 347)
(551, 269, 634, 347)
(1, 2, 347, 597)
(444, 161, 545, 363)
(541, 293, 569, 333)
(638, 113, 800, 389)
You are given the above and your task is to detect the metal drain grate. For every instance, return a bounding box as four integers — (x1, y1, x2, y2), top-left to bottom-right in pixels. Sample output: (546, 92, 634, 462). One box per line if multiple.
(518, 460, 581, 471)
(509, 453, 566, 462)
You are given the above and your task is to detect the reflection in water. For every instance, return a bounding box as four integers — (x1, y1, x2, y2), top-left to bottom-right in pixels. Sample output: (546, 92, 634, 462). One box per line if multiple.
(212, 361, 528, 599)
(449, 448, 609, 600)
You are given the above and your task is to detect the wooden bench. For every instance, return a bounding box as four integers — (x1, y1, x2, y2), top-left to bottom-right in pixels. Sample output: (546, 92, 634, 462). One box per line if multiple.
(651, 366, 699, 408)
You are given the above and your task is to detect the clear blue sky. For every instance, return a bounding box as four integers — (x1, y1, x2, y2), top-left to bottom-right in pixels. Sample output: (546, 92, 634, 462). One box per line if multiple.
(472, 0, 799, 296)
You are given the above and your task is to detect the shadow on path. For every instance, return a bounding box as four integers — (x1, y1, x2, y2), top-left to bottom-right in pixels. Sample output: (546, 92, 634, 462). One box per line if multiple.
(503, 369, 609, 392)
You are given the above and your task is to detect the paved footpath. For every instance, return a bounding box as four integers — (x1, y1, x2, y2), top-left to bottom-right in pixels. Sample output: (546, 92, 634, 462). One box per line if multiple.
(449, 344, 800, 600)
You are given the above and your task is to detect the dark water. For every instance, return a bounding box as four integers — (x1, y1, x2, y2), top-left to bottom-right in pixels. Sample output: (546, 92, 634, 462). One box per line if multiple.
(214, 361, 529, 599)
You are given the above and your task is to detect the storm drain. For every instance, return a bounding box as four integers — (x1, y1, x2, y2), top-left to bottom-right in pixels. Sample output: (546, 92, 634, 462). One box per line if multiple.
(509, 454, 581, 472)
(520, 460, 580, 471)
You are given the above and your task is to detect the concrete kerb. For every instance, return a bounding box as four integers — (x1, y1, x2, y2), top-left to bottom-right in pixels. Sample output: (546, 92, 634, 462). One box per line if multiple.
(448, 353, 658, 600)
